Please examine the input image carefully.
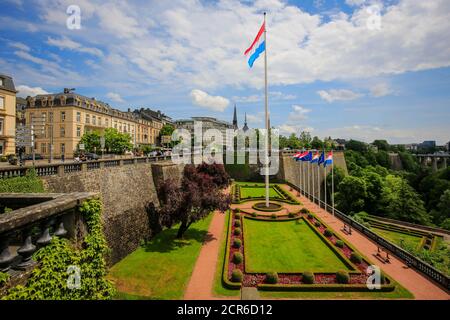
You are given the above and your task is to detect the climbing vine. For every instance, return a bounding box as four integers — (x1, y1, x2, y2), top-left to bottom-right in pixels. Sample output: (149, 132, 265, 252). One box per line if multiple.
(2, 199, 115, 300)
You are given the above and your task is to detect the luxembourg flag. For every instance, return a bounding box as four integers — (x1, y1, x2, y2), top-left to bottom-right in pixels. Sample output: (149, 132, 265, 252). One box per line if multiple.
(244, 22, 266, 68)
(310, 152, 320, 163)
(324, 151, 333, 167)
(295, 151, 309, 161)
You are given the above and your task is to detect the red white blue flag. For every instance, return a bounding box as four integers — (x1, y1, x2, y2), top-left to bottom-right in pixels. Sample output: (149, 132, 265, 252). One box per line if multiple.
(244, 22, 265, 68)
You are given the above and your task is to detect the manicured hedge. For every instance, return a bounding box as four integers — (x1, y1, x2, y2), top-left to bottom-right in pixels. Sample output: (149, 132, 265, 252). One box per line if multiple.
(233, 252, 243, 264)
(233, 239, 242, 248)
(336, 271, 350, 284)
(271, 213, 277, 219)
(231, 269, 243, 282)
(258, 283, 396, 292)
(233, 228, 241, 236)
(350, 252, 362, 264)
(314, 221, 321, 227)
(234, 220, 241, 227)
(265, 272, 278, 284)
(302, 272, 315, 284)
(335, 240, 344, 248)
(324, 229, 333, 237)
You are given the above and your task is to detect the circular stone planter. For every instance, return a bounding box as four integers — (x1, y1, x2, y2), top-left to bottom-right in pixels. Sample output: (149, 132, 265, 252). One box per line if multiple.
(252, 202, 283, 212)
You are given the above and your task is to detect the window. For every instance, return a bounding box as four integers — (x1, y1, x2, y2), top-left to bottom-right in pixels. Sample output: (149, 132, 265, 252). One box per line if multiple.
(0, 118, 3, 135)
(98, 117, 102, 126)
(92, 115, 96, 125)
(0, 78, 3, 86)
(49, 112, 53, 122)
(77, 126, 81, 137)
(0, 96, 4, 109)
(86, 114, 90, 124)
(0, 141, 4, 156)
(61, 111, 66, 122)
(61, 143, 65, 154)
(41, 112, 47, 123)
(105, 119, 109, 127)
(76, 112, 81, 123)
(60, 126, 65, 137)
(41, 143, 47, 154)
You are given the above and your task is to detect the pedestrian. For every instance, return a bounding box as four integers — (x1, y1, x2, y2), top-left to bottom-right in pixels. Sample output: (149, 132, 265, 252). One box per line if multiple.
(61, 154, 65, 163)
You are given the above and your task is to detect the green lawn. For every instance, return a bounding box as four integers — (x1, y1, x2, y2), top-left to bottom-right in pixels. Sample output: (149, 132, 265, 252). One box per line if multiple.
(243, 218, 351, 273)
(108, 214, 213, 300)
(372, 227, 422, 249)
(239, 184, 283, 199)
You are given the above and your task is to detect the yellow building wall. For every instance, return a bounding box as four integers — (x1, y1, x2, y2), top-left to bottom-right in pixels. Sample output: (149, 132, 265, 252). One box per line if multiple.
(0, 88, 16, 155)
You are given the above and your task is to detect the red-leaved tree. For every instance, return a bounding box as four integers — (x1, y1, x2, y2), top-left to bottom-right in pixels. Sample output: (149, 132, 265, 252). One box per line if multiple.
(157, 163, 231, 239)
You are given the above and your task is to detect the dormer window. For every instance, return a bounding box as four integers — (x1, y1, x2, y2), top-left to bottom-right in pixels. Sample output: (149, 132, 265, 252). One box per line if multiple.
(42, 98, 47, 107)
(0, 78, 3, 87)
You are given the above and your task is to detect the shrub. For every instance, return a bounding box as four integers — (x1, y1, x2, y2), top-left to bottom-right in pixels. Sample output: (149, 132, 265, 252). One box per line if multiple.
(271, 213, 277, 219)
(300, 208, 310, 214)
(350, 252, 362, 264)
(235, 208, 241, 213)
(252, 212, 257, 217)
(234, 213, 241, 219)
(314, 221, 321, 227)
(307, 213, 314, 219)
(234, 228, 241, 236)
(336, 270, 350, 284)
(335, 240, 344, 248)
(0, 169, 45, 193)
(234, 220, 241, 227)
(288, 212, 295, 218)
(265, 272, 278, 284)
(302, 271, 315, 284)
(233, 239, 242, 248)
(324, 229, 333, 237)
(231, 269, 243, 282)
(233, 252, 243, 264)
(0, 272, 10, 286)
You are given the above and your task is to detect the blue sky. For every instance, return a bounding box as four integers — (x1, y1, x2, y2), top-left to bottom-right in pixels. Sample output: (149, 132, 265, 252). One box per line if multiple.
(1, 0, 449, 144)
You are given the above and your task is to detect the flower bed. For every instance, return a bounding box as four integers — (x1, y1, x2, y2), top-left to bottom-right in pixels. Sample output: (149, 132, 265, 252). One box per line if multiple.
(223, 208, 396, 291)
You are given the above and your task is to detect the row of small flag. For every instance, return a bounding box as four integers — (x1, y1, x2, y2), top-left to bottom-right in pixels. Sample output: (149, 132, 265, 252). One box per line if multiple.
(292, 151, 333, 167)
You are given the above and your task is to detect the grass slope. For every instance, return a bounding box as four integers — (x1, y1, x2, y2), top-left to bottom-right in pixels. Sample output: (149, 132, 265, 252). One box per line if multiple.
(372, 227, 422, 248)
(244, 219, 350, 273)
(108, 214, 213, 300)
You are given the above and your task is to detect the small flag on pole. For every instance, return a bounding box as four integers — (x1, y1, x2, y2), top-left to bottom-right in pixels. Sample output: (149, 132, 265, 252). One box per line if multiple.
(310, 151, 320, 163)
(324, 151, 333, 167)
(244, 22, 266, 68)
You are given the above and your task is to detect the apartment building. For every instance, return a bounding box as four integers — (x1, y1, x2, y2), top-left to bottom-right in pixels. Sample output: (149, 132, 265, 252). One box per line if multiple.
(0, 74, 16, 155)
(25, 91, 166, 158)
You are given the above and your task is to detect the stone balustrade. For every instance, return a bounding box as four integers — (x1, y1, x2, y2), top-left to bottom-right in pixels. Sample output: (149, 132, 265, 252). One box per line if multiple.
(0, 192, 97, 292)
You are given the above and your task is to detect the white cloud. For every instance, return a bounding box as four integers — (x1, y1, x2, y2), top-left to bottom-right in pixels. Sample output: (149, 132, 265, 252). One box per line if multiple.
(246, 112, 264, 124)
(47, 36, 103, 57)
(190, 89, 230, 112)
(106, 92, 125, 103)
(8, 41, 30, 51)
(16, 85, 49, 98)
(345, 0, 366, 6)
(233, 95, 261, 103)
(370, 83, 393, 97)
(317, 89, 363, 102)
(290, 105, 311, 121)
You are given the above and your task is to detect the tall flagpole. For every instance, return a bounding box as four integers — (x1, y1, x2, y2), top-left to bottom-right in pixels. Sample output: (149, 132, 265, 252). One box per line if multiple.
(317, 161, 320, 205)
(263, 12, 269, 208)
(312, 154, 315, 203)
(332, 151, 335, 216)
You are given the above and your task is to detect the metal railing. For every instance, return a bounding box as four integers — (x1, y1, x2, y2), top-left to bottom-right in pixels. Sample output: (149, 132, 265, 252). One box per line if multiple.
(0, 155, 172, 179)
(286, 181, 450, 291)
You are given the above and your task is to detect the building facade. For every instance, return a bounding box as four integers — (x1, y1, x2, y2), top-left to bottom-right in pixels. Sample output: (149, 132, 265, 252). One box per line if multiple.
(0, 74, 16, 156)
(25, 91, 166, 158)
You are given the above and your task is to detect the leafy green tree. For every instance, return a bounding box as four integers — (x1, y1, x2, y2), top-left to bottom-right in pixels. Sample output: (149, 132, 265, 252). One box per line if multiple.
(346, 139, 368, 152)
(430, 189, 450, 226)
(79, 131, 101, 153)
(375, 150, 390, 168)
(159, 124, 175, 137)
(323, 136, 335, 150)
(361, 169, 385, 214)
(299, 131, 312, 149)
(398, 151, 419, 172)
(372, 139, 390, 151)
(104, 128, 133, 154)
(335, 176, 367, 214)
(381, 175, 430, 224)
(326, 166, 345, 201)
(311, 136, 323, 149)
(287, 133, 301, 149)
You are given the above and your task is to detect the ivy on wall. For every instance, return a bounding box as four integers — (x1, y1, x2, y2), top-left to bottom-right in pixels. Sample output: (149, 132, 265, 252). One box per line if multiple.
(2, 199, 115, 300)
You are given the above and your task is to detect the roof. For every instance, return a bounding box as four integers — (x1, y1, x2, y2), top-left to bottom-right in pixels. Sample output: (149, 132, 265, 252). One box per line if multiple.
(0, 74, 17, 93)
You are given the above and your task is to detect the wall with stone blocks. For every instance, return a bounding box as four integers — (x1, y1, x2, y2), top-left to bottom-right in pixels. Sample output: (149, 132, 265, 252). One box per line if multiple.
(41, 162, 183, 265)
(277, 151, 348, 199)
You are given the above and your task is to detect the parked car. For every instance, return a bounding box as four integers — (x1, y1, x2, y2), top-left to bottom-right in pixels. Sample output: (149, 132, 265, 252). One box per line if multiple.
(84, 153, 100, 160)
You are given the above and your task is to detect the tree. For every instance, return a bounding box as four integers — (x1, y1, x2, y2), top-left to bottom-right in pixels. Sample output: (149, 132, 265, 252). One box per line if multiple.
(375, 150, 390, 168)
(346, 139, 367, 152)
(361, 169, 385, 214)
(335, 176, 367, 214)
(430, 189, 450, 226)
(104, 128, 133, 154)
(79, 131, 101, 153)
(287, 133, 301, 150)
(159, 124, 175, 137)
(372, 139, 390, 151)
(299, 131, 312, 149)
(381, 175, 430, 224)
(311, 136, 323, 149)
(157, 163, 231, 239)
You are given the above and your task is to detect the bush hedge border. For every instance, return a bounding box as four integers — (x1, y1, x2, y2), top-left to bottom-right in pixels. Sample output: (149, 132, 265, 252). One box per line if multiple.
(221, 209, 242, 290)
(257, 283, 396, 292)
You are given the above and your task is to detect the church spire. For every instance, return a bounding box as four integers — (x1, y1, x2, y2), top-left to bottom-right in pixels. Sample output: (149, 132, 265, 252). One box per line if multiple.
(232, 104, 238, 129)
(243, 112, 249, 132)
